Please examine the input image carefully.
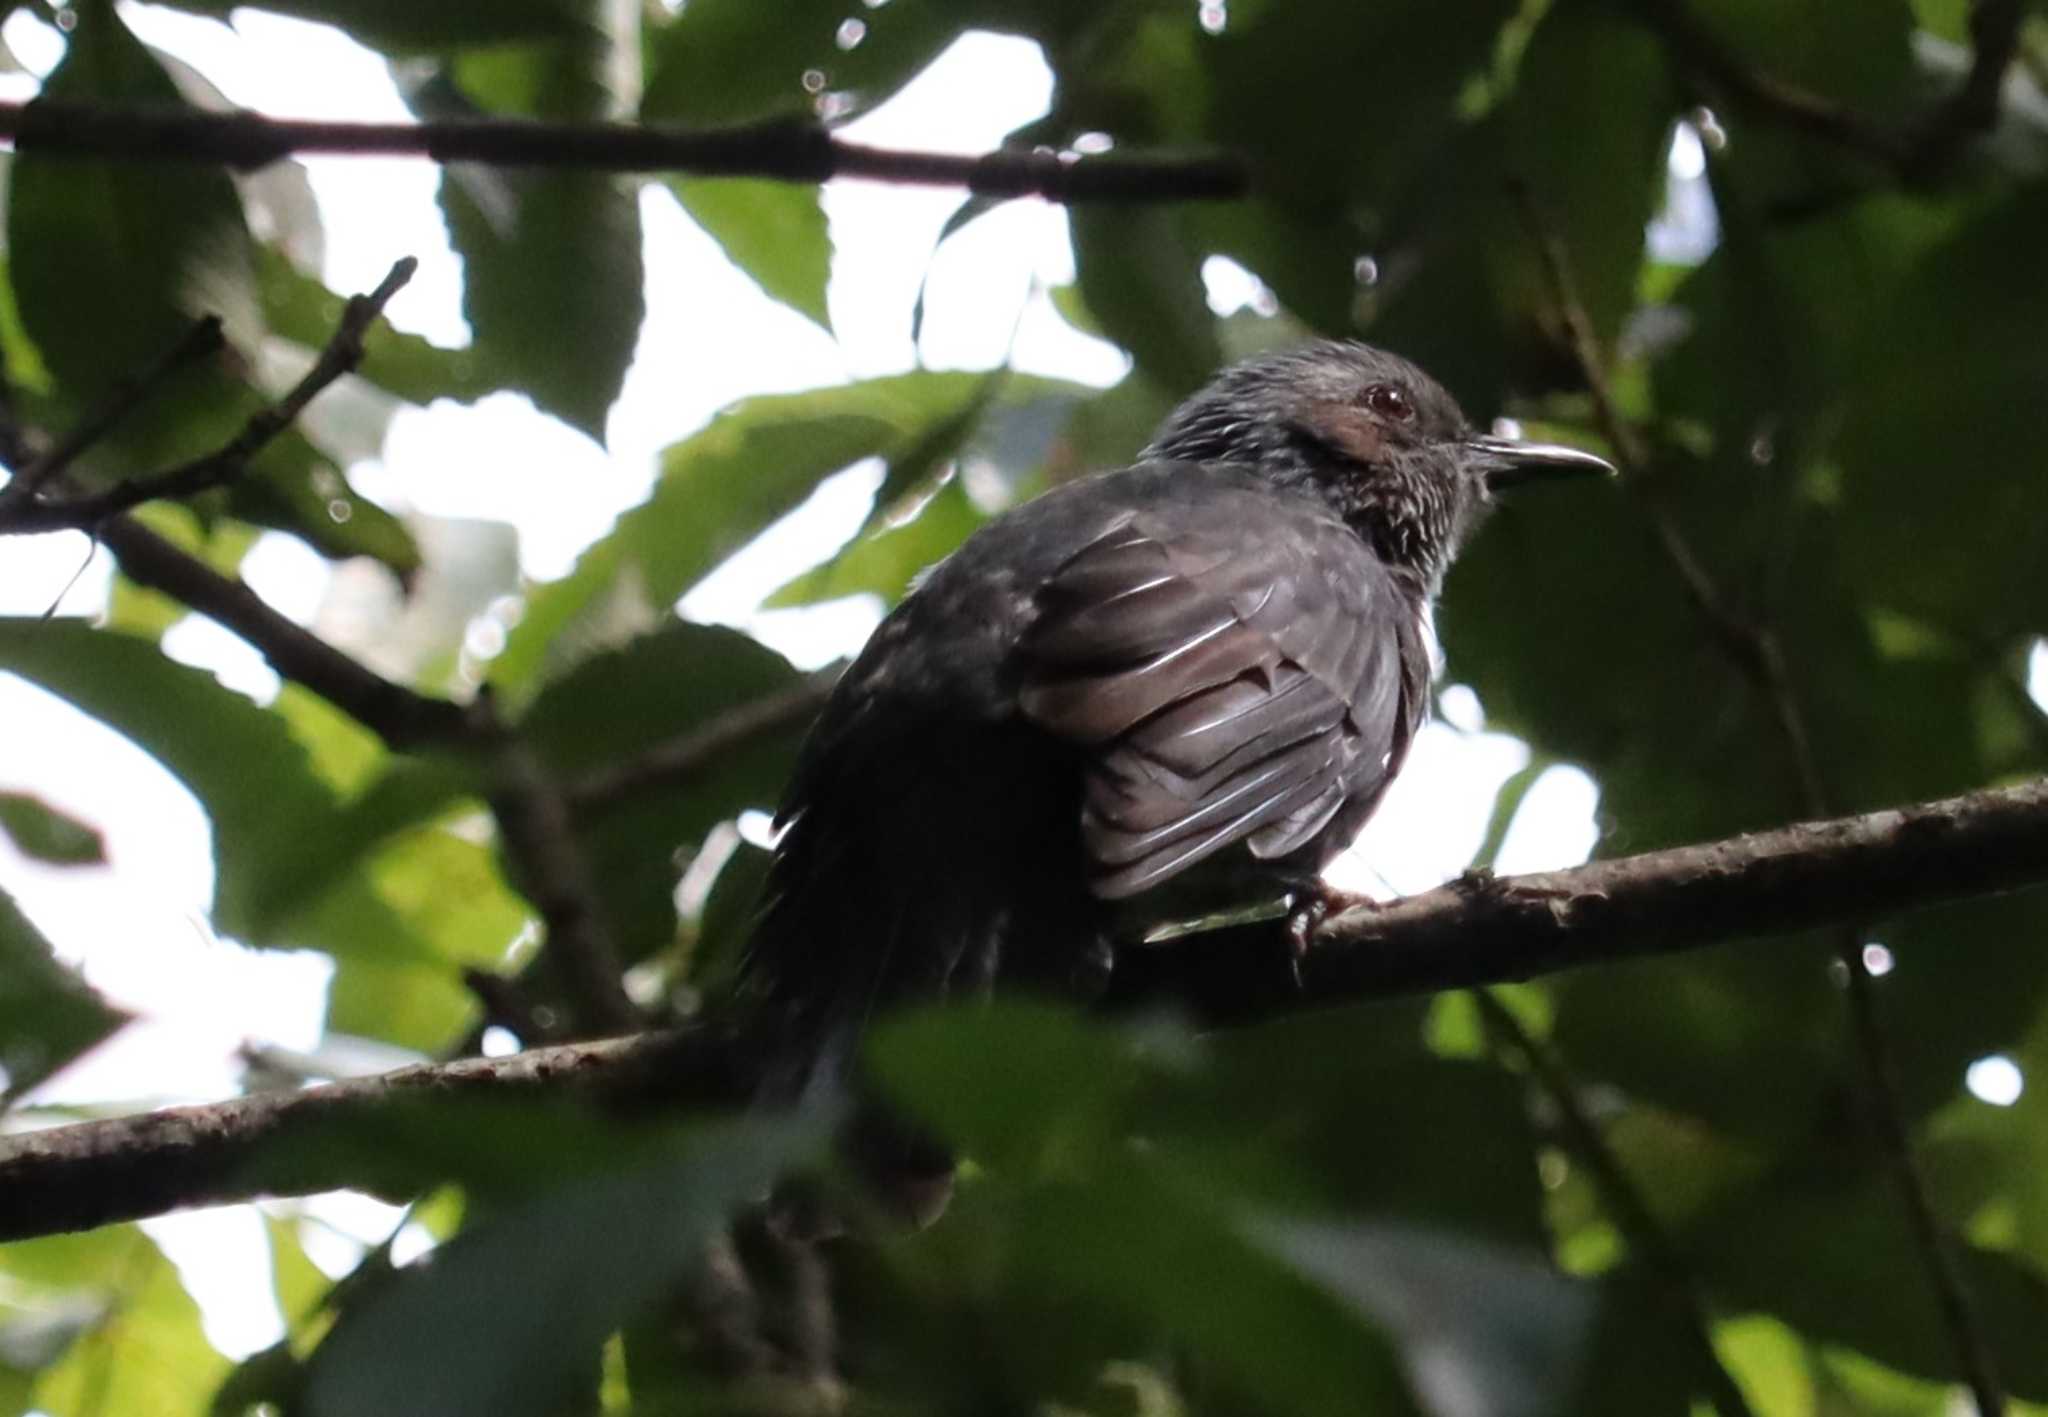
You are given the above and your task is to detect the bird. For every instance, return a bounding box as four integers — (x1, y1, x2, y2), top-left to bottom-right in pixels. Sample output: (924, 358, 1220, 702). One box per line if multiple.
(737, 340, 1610, 1190)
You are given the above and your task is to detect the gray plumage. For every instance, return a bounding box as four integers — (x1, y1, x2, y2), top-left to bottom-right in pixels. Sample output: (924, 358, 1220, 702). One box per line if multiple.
(738, 341, 1609, 1102)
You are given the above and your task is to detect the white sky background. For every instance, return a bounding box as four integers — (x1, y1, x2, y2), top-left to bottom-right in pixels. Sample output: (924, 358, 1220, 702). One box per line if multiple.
(0, 1, 2029, 1364)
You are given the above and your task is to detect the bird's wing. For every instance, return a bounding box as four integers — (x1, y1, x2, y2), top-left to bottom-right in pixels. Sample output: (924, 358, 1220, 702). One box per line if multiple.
(1017, 491, 1423, 900)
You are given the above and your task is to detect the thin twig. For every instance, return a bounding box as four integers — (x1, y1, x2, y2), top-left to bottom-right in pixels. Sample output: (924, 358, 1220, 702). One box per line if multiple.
(566, 667, 843, 814)
(8, 775, 2048, 1238)
(1, 102, 1247, 203)
(1473, 991, 1755, 1417)
(1635, 0, 1908, 167)
(1641, 0, 2026, 192)
(0, 259, 416, 534)
(0, 316, 226, 520)
(486, 718, 642, 1036)
(1515, 193, 2008, 1416)
(1910, 0, 2027, 175)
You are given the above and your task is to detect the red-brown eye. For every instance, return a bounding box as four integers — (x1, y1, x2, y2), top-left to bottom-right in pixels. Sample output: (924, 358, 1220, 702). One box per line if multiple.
(1364, 383, 1413, 422)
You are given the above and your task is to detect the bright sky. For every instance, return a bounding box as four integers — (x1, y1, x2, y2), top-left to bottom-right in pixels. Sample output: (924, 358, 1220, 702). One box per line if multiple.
(8, 0, 2025, 1367)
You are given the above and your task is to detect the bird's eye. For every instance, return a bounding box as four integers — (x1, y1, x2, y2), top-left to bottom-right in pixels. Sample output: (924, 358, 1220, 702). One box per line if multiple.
(1363, 383, 1414, 422)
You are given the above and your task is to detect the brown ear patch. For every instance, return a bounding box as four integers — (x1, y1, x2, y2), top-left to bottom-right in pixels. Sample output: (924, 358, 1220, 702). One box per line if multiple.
(1306, 401, 1389, 469)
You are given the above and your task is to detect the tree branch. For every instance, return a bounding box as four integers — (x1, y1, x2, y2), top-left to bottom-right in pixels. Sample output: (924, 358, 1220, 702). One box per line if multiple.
(488, 724, 641, 1036)
(1637, 0, 1909, 167)
(0, 259, 417, 534)
(1107, 776, 2048, 1017)
(6, 776, 2047, 1240)
(0, 316, 225, 519)
(0, 1029, 756, 1241)
(94, 515, 480, 752)
(1910, 0, 2027, 175)
(1638, 0, 2025, 186)
(0, 102, 1247, 203)
(565, 667, 843, 815)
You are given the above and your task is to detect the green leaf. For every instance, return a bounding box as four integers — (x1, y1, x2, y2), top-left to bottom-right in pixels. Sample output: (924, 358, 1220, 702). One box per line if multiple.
(255, 244, 495, 410)
(642, 0, 960, 125)
(1202, 0, 1514, 212)
(491, 371, 991, 697)
(224, 424, 423, 576)
(10, 1228, 229, 1417)
(1070, 205, 1219, 397)
(520, 621, 807, 962)
(0, 793, 104, 866)
(4, 9, 417, 575)
(305, 823, 534, 1052)
(435, 162, 642, 439)
(0, 617, 339, 944)
(0, 621, 516, 1053)
(0, 888, 126, 1097)
(1834, 183, 2048, 632)
(302, 1116, 824, 1417)
(1686, 1169, 2048, 1399)
(668, 178, 833, 332)
(869, 1002, 1155, 1175)
(7, 1, 259, 394)
(856, 1005, 1428, 1417)
(1498, 4, 1673, 349)
(1252, 1219, 1601, 1417)
(1191, 1008, 1550, 1246)
(1683, 0, 1916, 210)
(421, 22, 644, 440)
(765, 472, 987, 609)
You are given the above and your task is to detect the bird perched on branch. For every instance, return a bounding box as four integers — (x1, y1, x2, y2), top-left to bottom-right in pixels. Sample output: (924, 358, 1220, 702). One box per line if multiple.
(741, 340, 1609, 1182)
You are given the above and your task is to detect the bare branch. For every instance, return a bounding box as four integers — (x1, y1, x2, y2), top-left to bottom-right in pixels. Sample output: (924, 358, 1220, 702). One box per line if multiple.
(1911, 0, 2027, 175)
(0, 102, 1246, 203)
(0, 259, 416, 534)
(0, 316, 225, 520)
(1109, 776, 2048, 1015)
(1640, 0, 2026, 189)
(488, 723, 642, 1036)
(0, 1029, 754, 1241)
(566, 668, 843, 815)
(1635, 0, 1908, 167)
(7, 776, 2047, 1240)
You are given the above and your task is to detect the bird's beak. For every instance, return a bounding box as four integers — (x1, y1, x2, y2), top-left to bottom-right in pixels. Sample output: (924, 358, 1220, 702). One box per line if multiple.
(1465, 434, 1617, 492)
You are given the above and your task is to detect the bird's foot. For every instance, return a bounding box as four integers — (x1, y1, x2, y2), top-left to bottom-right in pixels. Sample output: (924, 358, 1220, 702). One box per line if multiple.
(1284, 882, 1365, 987)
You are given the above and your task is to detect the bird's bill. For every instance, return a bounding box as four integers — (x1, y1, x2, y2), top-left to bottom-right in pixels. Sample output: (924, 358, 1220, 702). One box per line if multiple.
(1465, 435, 1617, 491)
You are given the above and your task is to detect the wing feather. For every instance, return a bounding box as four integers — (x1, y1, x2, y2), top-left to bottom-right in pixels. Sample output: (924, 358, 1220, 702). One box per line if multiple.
(1017, 485, 1424, 901)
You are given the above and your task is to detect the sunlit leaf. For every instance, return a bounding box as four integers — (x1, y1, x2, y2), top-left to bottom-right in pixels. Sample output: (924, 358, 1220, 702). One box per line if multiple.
(0, 888, 126, 1097)
(0, 793, 104, 866)
(520, 621, 806, 962)
(491, 371, 992, 697)
(668, 178, 834, 333)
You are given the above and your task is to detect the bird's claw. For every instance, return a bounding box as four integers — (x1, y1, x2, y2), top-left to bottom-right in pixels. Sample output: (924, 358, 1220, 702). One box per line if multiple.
(1284, 884, 1343, 989)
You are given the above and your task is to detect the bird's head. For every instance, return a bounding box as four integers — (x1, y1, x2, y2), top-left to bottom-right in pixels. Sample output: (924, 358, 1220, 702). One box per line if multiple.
(1142, 340, 1612, 591)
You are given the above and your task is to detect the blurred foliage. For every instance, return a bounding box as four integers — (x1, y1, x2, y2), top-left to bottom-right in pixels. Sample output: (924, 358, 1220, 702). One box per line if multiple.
(1, 0, 2047, 1412)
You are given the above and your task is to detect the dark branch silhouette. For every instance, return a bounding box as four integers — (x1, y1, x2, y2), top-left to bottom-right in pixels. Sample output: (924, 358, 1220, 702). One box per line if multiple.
(4, 774, 2046, 1240)
(0, 259, 417, 535)
(0, 101, 1247, 203)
